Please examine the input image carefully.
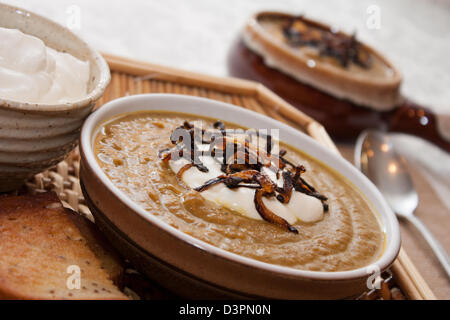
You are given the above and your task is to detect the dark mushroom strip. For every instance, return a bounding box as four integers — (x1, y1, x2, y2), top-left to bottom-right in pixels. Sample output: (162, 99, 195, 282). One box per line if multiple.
(225, 170, 262, 186)
(173, 126, 209, 172)
(193, 161, 209, 173)
(254, 189, 298, 234)
(293, 165, 306, 180)
(283, 17, 322, 46)
(293, 177, 328, 211)
(226, 183, 260, 189)
(177, 163, 194, 177)
(159, 145, 184, 163)
(291, 166, 327, 199)
(176, 163, 195, 189)
(283, 16, 372, 69)
(294, 174, 327, 201)
(278, 151, 297, 169)
(195, 170, 262, 192)
(294, 180, 327, 199)
(213, 120, 225, 131)
(182, 121, 194, 129)
(210, 139, 261, 173)
(289, 165, 328, 210)
(196, 169, 297, 233)
(276, 171, 294, 204)
(158, 148, 171, 162)
(225, 150, 262, 174)
(194, 177, 225, 192)
(231, 140, 279, 173)
(254, 171, 276, 195)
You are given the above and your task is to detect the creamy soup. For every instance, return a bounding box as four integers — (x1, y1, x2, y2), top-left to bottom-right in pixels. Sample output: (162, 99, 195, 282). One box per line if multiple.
(258, 16, 393, 81)
(94, 111, 384, 272)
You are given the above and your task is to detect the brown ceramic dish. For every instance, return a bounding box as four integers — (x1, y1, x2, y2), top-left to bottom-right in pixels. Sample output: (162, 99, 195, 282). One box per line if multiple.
(93, 112, 384, 273)
(228, 12, 449, 152)
(80, 94, 401, 299)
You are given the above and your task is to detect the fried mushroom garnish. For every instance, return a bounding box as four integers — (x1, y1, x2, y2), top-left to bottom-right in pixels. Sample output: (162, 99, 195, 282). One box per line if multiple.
(255, 188, 298, 234)
(159, 120, 328, 233)
(283, 16, 372, 69)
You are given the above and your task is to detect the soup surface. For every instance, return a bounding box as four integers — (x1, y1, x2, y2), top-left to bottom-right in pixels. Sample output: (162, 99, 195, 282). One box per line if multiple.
(94, 111, 384, 271)
(258, 16, 394, 81)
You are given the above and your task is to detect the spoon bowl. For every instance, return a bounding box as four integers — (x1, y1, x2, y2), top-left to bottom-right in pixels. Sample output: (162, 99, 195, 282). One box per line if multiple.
(355, 130, 450, 278)
(355, 131, 418, 217)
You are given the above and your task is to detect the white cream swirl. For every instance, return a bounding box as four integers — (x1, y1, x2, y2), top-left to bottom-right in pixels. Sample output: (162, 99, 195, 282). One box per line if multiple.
(0, 27, 90, 105)
(168, 146, 324, 224)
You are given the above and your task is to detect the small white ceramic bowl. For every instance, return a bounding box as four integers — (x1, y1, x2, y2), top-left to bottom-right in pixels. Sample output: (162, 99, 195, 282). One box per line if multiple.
(80, 94, 401, 299)
(0, 3, 110, 192)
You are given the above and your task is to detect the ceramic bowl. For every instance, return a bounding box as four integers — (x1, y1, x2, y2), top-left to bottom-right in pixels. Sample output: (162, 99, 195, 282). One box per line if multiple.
(228, 11, 404, 140)
(80, 94, 401, 299)
(0, 3, 110, 192)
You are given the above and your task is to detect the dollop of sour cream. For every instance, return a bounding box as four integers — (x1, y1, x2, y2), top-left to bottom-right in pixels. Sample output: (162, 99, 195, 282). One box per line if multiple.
(0, 27, 90, 104)
(169, 145, 324, 224)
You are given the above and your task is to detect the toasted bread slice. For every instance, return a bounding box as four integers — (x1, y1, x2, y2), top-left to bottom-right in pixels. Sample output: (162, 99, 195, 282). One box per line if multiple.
(65, 208, 124, 288)
(0, 192, 128, 300)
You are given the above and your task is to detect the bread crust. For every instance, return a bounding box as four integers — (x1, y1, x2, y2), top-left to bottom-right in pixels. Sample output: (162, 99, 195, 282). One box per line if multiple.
(0, 192, 128, 300)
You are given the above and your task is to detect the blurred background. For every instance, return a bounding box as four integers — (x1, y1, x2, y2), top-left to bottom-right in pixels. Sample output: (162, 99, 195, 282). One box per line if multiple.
(4, 0, 449, 298)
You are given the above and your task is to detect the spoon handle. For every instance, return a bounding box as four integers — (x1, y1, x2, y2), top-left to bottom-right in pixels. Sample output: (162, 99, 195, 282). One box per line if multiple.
(407, 214, 450, 278)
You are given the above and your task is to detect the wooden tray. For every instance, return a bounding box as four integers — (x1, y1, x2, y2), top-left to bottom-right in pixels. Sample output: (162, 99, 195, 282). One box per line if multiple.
(24, 53, 436, 300)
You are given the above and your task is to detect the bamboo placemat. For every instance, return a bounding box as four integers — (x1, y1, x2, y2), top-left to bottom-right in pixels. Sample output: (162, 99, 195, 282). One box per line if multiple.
(24, 53, 435, 300)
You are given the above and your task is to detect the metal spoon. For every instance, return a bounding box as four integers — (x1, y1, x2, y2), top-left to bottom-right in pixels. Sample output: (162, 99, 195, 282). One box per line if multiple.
(355, 130, 450, 278)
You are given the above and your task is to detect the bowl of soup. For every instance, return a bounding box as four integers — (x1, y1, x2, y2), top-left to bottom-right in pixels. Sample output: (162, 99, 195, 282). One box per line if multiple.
(80, 94, 400, 299)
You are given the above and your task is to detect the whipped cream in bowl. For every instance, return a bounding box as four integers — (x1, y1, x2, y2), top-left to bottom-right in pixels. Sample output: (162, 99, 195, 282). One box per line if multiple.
(0, 3, 110, 112)
(0, 27, 90, 105)
(0, 3, 110, 192)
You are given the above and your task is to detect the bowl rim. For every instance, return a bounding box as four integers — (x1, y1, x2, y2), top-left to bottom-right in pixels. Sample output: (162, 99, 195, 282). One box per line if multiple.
(81, 93, 401, 281)
(0, 3, 110, 112)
